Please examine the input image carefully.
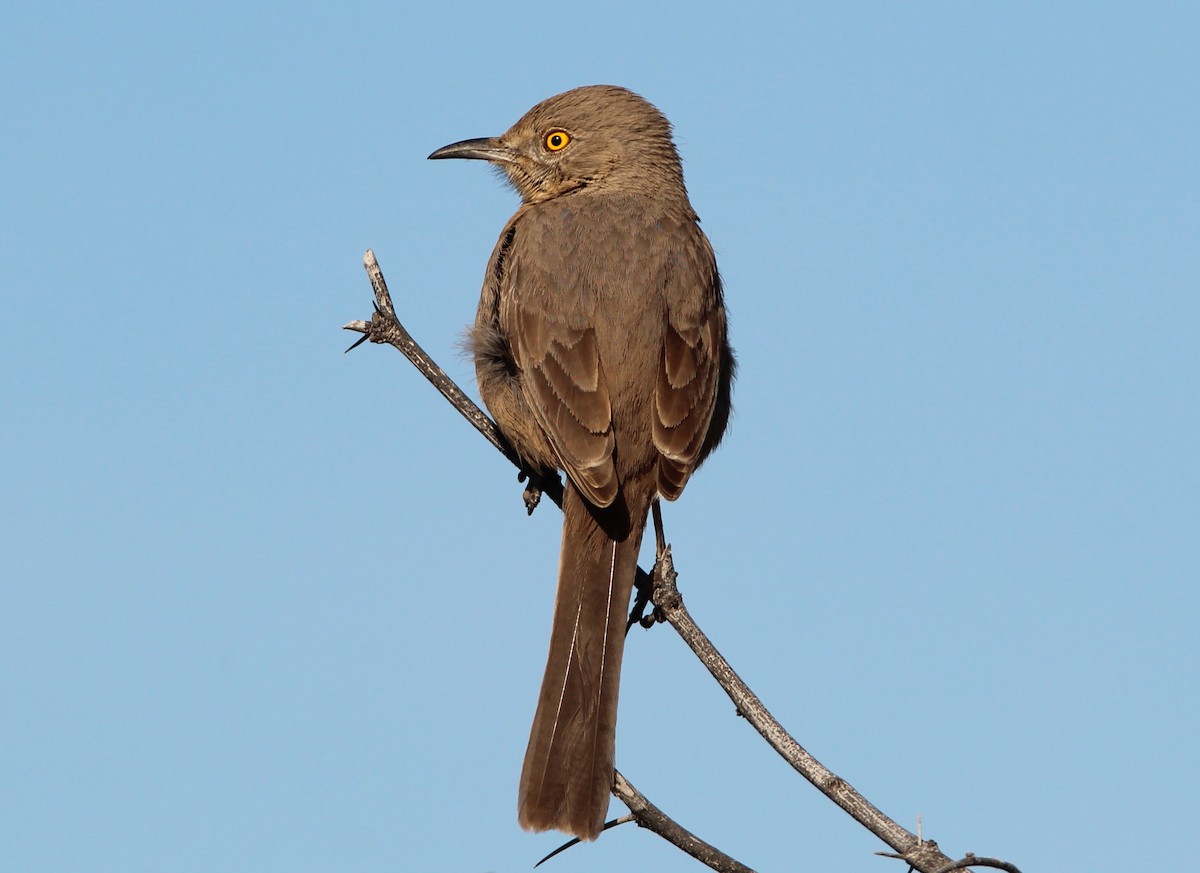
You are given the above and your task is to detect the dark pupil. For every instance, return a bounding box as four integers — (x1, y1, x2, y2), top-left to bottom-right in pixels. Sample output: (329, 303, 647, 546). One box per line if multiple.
(550, 135, 562, 147)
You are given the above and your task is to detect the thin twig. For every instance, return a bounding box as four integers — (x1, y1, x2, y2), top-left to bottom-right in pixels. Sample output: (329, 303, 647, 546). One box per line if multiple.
(344, 250, 563, 507)
(652, 499, 667, 557)
(613, 771, 757, 873)
(530, 776, 752, 873)
(534, 816, 635, 868)
(931, 855, 1023, 873)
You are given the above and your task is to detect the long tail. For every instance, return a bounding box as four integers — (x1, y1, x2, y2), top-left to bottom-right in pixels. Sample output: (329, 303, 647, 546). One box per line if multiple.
(517, 483, 647, 841)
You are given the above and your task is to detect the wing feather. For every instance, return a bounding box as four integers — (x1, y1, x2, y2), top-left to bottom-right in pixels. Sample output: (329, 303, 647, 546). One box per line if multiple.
(503, 229, 619, 508)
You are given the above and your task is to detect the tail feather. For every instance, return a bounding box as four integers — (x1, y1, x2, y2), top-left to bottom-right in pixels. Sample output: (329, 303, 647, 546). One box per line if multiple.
(517, 484, 646, 841)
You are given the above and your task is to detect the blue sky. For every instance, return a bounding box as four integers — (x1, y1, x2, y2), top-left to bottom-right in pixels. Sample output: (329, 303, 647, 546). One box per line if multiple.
(4, 3, 1197, 872)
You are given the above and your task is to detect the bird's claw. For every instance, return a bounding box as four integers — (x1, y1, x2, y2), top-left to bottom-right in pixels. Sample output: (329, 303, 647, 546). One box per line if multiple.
(523, 480, 543, 515)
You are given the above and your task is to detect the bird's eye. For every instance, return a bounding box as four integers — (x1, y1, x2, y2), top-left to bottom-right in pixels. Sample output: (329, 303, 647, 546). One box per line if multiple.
(544, 130, 570, 151)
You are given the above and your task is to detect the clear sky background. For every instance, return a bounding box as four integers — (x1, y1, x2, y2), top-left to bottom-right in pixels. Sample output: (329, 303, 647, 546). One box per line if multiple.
(4, 3, 1197, 872)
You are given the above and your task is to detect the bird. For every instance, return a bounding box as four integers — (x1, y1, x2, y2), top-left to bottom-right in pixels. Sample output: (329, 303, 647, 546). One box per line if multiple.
(429, 84, 734, 841)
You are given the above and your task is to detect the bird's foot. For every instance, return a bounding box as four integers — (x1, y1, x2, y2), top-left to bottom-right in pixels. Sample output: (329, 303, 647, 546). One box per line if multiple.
(517, 469, 561, 516)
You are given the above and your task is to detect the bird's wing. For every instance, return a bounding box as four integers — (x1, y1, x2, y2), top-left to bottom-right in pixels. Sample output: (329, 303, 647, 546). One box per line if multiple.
(501, 214, 619, 508)
(653, 224, 728, 501)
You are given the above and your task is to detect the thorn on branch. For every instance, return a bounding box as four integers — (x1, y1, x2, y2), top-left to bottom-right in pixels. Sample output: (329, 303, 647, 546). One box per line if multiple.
(613, 771, 757, 873)
(533, 815, 634, 867)
(931, 854, 1024, 873)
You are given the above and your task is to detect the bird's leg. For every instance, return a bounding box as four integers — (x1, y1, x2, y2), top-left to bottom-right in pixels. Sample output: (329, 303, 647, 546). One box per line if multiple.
(647, 501, 673, 625)
(627, 566, 655, 633)
(627, 500, 670, 632)
(651, 499, 667, 560)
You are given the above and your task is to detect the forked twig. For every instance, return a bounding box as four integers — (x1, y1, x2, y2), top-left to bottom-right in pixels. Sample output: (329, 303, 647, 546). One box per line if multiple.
(533, 815, 636, 868)
(532, 772, 758, 872)
(931, 855, 1024, 873)
(613, 771, 756, 873)
(346, 250, 1021, 873)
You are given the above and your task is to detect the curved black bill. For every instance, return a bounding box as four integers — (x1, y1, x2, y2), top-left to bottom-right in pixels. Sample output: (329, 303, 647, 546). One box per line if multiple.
(427, 137, 512, 162)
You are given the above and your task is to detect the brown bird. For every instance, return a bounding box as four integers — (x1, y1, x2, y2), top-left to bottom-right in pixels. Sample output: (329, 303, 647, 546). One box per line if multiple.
(429, 85, 734, 841)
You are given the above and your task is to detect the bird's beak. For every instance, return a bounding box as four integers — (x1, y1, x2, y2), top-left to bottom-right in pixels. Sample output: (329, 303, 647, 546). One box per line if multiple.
(428, 137, 515, 163)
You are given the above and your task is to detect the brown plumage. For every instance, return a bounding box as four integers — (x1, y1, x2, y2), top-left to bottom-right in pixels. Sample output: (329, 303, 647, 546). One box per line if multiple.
(429, 85, 734, 841)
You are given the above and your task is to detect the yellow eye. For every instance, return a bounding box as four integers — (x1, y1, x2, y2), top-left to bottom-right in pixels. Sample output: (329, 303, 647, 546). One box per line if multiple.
(544, 130, 570, 151)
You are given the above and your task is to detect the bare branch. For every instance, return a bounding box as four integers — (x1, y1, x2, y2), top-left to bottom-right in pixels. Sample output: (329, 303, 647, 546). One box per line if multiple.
(932, 855, 1024, 873)
(347, 251, 1021, 873)
(344, 250, 563, 507)
(613, 771, 757, 873)
(649, 548, 969, 872)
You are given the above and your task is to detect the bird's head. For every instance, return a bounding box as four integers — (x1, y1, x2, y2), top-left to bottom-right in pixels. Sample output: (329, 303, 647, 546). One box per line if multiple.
(429, 85, 686, 203)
